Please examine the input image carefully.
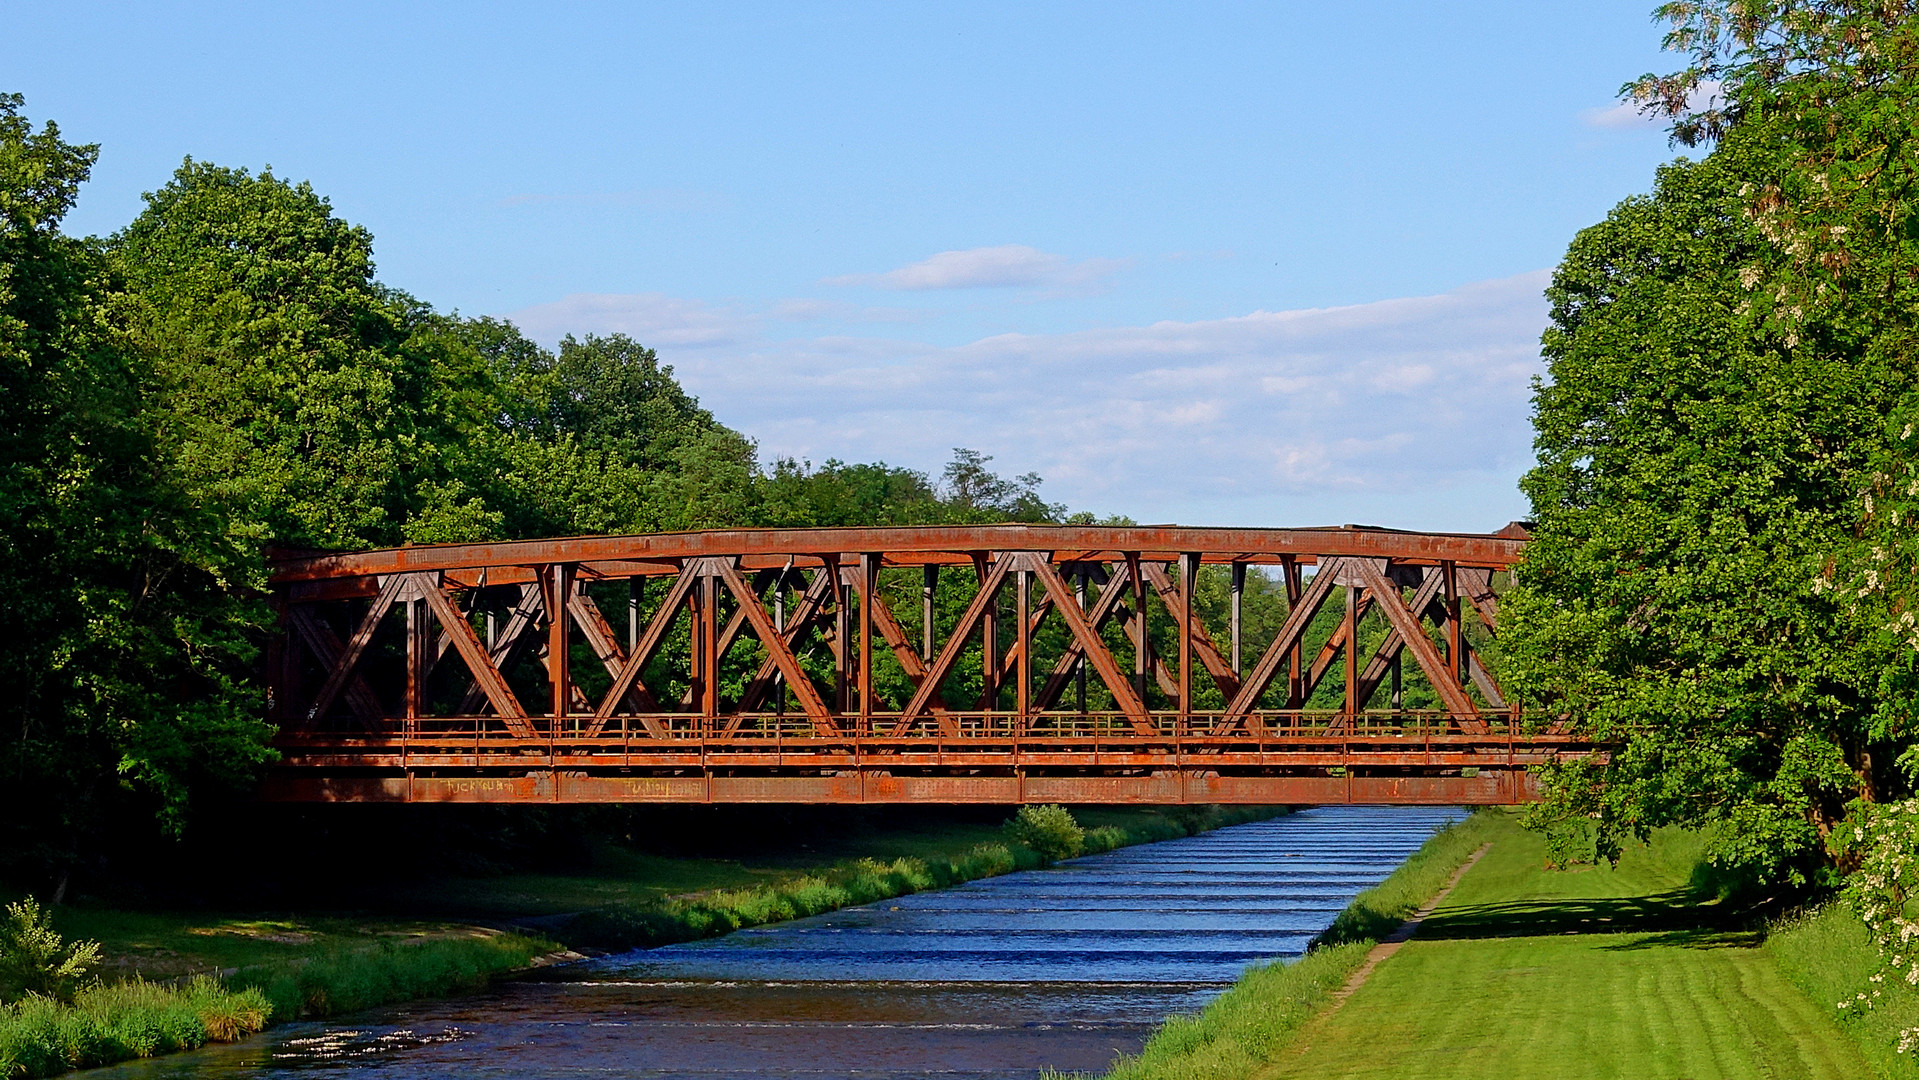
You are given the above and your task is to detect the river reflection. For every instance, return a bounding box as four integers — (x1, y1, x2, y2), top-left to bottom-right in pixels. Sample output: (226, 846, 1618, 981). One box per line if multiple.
(87, 805, 1462, 1079)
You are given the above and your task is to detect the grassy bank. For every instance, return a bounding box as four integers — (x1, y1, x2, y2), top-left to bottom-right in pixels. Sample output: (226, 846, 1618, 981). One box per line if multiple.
(1769, 901, 1919, 1078)
(1238, 812, 1873, 1080)
(1089, 810, 1501, 1080)
(4, 804, 1281, 1079)
(0, 979, 270, 1080)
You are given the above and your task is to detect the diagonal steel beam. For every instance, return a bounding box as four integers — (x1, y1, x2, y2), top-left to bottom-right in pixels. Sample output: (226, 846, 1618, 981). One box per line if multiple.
(457, 583, 544, 714)
(894, 553, 1015, 734)
(714, 558, 836, 734)
(411, 572, 534, 736)
(1351, 558, 1483, 728)
(738, 567, 836, 713)
(586, 568, 699, 735)
(284, 606, 385, 726)
(1219, 558, 1345, 730)
(1140, 561, 1242, 701)
(1022, 553, 1154, 734)
(305, 574, 409, 725)
(1035, 561, 1135, 710)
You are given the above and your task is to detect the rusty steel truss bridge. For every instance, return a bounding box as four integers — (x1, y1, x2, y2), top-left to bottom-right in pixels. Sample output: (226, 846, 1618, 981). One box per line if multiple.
(262, 523, 1591, 806)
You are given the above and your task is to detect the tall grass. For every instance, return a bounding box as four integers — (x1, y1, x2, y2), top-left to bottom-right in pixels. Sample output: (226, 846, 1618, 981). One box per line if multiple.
(228, 932, 554, 1022)
(1768, 901, 1919, 1079)
(561, 806, 1286, 952)
(0, 977, 270, 1080)
(1074, 810, 1502, 1080)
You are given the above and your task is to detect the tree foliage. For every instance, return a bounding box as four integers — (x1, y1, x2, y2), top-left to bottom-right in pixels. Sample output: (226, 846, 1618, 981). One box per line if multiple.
(0, 94, 1083, 883)
(1508, 2, 1919, 881)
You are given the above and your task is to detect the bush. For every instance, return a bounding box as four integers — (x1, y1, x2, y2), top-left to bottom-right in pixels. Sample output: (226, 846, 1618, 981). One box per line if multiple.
(1003, 804, 1085, 864)
(0, 900, 101, 1004)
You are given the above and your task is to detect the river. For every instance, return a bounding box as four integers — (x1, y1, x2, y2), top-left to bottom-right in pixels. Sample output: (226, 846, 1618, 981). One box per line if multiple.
(91, 805, 1463, 1079)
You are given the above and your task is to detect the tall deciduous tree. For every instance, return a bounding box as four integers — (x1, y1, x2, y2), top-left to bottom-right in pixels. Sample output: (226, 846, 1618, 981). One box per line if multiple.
(1506, 1, 1919, 879)
(0, 98, 271, 881)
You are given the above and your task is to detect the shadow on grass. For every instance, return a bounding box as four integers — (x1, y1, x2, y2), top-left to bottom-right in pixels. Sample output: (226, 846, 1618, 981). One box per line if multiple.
(1416, 889, 1756, 950)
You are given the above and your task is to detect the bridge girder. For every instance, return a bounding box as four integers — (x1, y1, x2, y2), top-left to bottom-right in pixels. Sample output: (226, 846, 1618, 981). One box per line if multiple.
(262, 522, 1594, 805)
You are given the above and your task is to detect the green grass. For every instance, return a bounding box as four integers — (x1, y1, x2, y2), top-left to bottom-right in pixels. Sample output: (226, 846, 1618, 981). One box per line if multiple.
(1261, 813, 1874, 1080)
(1769, 901, 1919, 1078)
(227, 931, 555, 1022)
(0, 978, 270, 1080)
(1081, 811, 1501, 1080)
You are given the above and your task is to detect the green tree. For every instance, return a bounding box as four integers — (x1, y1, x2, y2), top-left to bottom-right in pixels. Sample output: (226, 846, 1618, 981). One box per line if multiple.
(1506, 2, 1919, 879)
(0, 97, 272, 881)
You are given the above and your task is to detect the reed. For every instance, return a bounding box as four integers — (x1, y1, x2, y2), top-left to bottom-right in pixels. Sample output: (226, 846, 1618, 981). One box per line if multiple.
(227, 932, 554, 1022)
(0, 977, 270, 1080)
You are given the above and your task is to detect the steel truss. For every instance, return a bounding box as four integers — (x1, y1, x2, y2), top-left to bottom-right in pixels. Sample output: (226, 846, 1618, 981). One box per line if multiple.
(262, 522, 1592, 804)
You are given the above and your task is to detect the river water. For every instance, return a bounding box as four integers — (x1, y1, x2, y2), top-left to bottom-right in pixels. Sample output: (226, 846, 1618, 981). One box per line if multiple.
(92, 806, 1462, 1080)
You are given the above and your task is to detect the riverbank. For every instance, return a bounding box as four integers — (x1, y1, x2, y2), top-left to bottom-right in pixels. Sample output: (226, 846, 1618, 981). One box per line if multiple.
(4, 804, 1282, 1078)
(1100, 810, 1914, 1080)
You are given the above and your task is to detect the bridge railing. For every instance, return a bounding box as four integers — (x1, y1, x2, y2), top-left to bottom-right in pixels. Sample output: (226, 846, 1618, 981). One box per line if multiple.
(274, 709, 1568, 749)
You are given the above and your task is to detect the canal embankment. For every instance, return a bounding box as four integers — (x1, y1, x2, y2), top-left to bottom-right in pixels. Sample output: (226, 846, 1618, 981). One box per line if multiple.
(2, 804, 1282, 1078)
(1100, 810, 1916, 1080)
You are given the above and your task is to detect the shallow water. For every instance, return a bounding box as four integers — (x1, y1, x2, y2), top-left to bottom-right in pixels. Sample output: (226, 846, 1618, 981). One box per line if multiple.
(88, 805, 1462, 1079)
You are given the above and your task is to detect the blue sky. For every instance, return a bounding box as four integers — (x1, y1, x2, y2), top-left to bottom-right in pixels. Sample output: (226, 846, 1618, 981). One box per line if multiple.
(9, 2, 1685, 531)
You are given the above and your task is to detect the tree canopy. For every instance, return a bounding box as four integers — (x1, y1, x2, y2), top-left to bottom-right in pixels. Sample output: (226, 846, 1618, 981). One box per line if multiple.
(0, 97, 1078, 881)
(1506, 1, 1919, 880)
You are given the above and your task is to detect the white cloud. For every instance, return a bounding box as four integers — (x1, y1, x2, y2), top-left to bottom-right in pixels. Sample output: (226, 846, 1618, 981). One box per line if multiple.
(507, 292, 749, 348)
(827, 244, 1129, 291)
(635, 271, 1551, 527)
(504, 272, 1550, 528)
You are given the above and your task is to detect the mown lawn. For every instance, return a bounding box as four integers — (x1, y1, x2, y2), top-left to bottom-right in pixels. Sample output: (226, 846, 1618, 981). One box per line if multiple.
(1262, 813, 1873, 1080)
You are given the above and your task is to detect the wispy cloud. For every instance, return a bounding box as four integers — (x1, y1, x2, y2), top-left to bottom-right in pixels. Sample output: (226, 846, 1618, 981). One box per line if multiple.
(1582, 79, 1724, 129)
(506, 272, 1549, 527)
(508, 292, 749, 347)
(826, 244, 1129, 292)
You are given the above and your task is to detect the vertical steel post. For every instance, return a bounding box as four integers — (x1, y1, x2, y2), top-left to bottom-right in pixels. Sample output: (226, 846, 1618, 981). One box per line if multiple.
(548, 564, 573, 725)
(1284, 557, 1303, 707)
(1391, 652, 1403, 713)
(773, 565, 787, 717)
(1016, 563, 1032, 725)
(1443, 560, 1463, 695)
(976, 554, 997, 712)
(404, 588, 423, 721)
(1127, 553, 1146, 711)
(1230, 561, 1245, 679)
(832, 557, 849, 714)
(859, 553, 877, 727)
(1178, 553, 1198, 727)
(701, 569, 719, 719)
(1075, 565, 1088, 714)
(1342, 576, 1358, 724)
(921, 564, 938, 664)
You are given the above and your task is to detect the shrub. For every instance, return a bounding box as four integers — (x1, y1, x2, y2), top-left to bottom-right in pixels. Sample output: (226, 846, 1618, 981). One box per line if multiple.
(0, 900, 101, 1004)
(1003, 804, 1085, 864)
